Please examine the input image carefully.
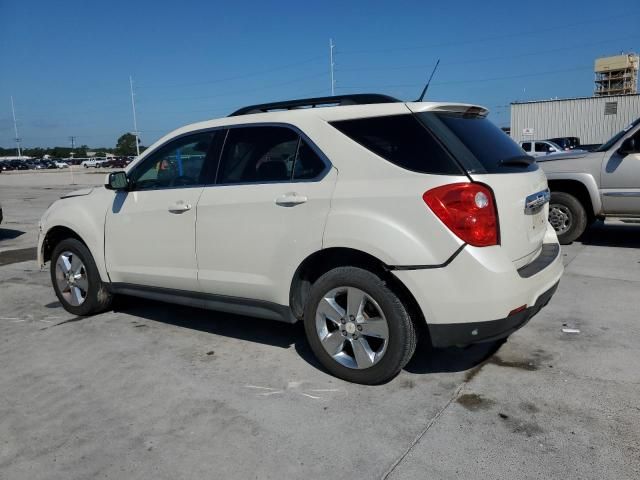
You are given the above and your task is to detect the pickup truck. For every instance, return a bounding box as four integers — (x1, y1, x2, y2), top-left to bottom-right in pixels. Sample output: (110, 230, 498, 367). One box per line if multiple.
(538, 116, 640, 244)
(81, 158, 108, 168)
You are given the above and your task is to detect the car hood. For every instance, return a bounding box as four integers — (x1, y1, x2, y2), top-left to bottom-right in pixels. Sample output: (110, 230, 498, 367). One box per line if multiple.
(60, 187, 95, 199)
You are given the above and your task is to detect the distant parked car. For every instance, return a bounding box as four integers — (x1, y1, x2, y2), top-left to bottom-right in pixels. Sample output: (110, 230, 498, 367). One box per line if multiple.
(41, 160, 57, 169)
(0, 161, 12, 171)
(105, 157, 129, 168)
(546, 137, 582, 151)
(54, 161, 69, 169)
(9, 160, 29, 170)
(81, 158, 108, 168)
(520, 140, 563, 157)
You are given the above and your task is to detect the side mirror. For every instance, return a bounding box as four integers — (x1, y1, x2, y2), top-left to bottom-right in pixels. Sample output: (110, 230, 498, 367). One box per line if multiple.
(617, 138, 636, 156)
(105, 171, 129, 190)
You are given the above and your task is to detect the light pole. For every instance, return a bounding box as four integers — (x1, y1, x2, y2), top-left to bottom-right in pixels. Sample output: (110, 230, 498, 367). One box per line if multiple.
(329, 39, 336, 96)
(129, 76, 140, 156)
(10, 96, 22, 159)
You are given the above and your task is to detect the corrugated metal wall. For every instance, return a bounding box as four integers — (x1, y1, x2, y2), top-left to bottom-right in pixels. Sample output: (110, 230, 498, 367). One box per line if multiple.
(510, 94, 640, 144)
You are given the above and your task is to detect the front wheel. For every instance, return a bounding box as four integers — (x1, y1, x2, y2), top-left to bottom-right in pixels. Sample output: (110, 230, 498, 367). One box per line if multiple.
(548, 191, 588, 244)
(51, 238, 113, 316)
(303, 267, 417, 384)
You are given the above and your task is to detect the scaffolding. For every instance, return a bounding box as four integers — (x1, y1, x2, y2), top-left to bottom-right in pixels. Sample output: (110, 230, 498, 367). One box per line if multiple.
(594, 53, 639, 96)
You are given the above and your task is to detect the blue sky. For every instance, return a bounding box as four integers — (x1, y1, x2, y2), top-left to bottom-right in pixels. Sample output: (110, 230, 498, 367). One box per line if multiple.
(1, 0, 639, 148)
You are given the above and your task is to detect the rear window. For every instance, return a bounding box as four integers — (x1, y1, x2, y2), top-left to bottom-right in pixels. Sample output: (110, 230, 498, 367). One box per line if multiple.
(330, 114, 463, 175)
(418, 112, 537, 174)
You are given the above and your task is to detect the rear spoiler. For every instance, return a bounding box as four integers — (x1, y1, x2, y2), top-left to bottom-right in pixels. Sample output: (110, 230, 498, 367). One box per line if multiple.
(407, 103, 489, 117)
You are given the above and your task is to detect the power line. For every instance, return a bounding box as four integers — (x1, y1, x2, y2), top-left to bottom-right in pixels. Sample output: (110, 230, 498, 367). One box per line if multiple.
(337, 12, 635, 56)
(136, 55, 325, 91)
(336, 35, 640, 73)
(137, 70, 328, 105)
(337, 65, 594, 90)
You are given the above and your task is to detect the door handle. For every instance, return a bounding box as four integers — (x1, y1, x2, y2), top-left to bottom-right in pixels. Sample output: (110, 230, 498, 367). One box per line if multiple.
(275, 193, 307, 207)
(168, 201, 192, 213)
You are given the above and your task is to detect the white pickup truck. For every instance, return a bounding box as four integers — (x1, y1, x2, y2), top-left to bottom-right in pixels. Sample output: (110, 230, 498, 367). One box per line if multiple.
(81, 158, 108, 168)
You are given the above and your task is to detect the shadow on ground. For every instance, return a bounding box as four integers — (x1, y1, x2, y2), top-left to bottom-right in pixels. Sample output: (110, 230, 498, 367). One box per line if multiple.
(580, 221, 640, 248)
(0, 228, 25, 241)
(110, 296, 500, 379)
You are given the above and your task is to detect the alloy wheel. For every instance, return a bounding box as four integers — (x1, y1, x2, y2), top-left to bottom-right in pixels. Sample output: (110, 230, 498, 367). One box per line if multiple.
(54, 251, 88, 306)
(315, 286, 389, 369)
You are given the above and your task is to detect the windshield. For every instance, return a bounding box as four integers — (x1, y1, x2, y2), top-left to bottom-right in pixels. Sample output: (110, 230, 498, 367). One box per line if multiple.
(596, 117, 640, 152)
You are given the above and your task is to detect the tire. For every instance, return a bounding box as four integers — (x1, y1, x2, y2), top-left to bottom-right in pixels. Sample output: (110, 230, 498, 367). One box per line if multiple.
(303, 267, 417, 385)
(50, 238, 112, 316)
(548, 191, 588, 244)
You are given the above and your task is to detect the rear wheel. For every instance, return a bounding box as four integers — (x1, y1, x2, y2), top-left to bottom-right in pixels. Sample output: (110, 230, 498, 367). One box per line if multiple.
(303, 267, 416, 384)
(51, 238, 112, 316)
(548, 191, 587, 244)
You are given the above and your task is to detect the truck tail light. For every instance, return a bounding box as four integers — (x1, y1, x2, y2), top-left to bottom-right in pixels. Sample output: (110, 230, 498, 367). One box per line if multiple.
(423, 183, 499, 247)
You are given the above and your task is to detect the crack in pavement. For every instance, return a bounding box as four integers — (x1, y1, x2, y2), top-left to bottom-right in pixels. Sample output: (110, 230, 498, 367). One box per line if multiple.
(381, 382, 465, 480)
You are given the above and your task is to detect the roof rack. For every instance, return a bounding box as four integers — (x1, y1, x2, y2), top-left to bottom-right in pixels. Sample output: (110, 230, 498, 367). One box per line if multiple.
(229, 93, 400, 116)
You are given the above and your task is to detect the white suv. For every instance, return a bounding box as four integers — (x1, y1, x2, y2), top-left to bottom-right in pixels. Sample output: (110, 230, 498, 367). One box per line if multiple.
(38, 94, 563, 384)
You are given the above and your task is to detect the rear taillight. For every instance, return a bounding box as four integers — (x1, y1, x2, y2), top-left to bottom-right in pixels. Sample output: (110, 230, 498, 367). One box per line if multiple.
(423, 183, 499, 247)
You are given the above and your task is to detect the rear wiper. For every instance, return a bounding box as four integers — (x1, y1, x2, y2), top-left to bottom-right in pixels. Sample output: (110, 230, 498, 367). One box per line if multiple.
(499, 155, 535, 166)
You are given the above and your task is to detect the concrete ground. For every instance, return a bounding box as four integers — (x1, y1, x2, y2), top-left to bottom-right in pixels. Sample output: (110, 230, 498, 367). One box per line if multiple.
(1, 171, 638, 479)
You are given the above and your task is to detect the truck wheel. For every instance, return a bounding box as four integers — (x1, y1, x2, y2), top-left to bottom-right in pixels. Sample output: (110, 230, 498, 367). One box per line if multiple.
(303, 267, 417, 385)
(548, 191, 587, 244)
(51, 238, 113, 316)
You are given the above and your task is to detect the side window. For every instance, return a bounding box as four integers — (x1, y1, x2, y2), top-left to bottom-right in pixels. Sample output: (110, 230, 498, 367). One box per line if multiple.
(293, 140, 326, 180)
(521, 142, 531, 151)
(330, 115, 462, 175)
(130, 132, 216, 190)
(217, 126, 298, 184)
(534, 143, 548, 152)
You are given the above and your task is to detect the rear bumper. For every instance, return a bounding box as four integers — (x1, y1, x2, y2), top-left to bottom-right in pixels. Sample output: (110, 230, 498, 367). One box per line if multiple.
(391, 226, 563, 347)
(428, 281, 559, 347)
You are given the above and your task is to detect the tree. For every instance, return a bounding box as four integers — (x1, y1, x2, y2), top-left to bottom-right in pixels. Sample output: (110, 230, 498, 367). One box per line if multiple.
(115, 133, 139, 156)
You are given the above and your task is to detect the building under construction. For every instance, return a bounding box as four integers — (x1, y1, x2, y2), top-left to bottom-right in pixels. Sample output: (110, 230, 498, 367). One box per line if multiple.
(594, 53, 638, 96)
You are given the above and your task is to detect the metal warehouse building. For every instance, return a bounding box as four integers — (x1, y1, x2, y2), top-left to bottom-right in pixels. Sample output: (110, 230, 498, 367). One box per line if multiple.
(510, 94, 640, 146)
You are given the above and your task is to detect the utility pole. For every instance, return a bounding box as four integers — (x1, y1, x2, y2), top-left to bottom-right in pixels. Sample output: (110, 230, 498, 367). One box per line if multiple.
(329, 38, 336, 96)
(10, 96, 22, 159)
(68, 136, 76, 185)
(129, 75, 140, 156)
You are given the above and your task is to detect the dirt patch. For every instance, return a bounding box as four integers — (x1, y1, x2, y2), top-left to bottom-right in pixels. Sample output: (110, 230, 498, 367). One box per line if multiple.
(400, 379, 415, 389)
(456, 393, 495, 411)
(519, 402, 540, 413)
(490, 355, 538, 371)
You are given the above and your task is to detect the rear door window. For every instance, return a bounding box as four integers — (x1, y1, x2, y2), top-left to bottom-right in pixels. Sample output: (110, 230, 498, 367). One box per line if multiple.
(217, 126, 298, 184)
(330, 115, 463, 175)
(521, 142, 531, 151)
(293, 141, 327, 180)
